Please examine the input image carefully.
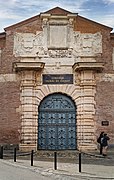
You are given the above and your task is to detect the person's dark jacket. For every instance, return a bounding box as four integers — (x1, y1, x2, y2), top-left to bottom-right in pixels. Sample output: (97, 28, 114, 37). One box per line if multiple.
(97, 132, 104, 144)
(101, 134, 110, 147)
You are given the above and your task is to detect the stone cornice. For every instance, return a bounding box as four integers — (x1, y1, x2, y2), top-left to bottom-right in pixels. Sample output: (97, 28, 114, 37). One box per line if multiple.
(72, 62, 104, 72)
(40, 13, 77, 20)
(13, 62, 45, 72)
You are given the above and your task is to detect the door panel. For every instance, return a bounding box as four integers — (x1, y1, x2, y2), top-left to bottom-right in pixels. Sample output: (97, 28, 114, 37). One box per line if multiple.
(47, 127, 56, 150)
(38, 93, 76, 150)
(58, 127, 66, 150)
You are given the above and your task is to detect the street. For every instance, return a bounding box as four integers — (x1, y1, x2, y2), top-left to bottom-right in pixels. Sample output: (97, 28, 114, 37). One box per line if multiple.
(0, 159, 81, 180)
(0, 160, 51, 180)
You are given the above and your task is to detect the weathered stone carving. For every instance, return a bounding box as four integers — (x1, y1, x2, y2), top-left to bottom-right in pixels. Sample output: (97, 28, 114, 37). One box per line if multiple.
(14, 32, 73, 58)
(73, 32, 102, 56)
(14, 31, 102, 58)
(13, 32, 44, 57)
(101, 73, 114, 82)
(48, 49, 72, 58)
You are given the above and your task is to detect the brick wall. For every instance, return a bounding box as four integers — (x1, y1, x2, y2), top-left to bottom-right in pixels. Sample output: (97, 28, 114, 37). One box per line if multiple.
(95, 81, 114, 144)
(0, 82, 21, 144)
(0, 17, 42, 145)
(75, 16, 103, 33)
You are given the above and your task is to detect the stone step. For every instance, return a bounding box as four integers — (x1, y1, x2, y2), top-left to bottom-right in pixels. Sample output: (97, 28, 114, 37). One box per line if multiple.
(36, 150, 80, 158)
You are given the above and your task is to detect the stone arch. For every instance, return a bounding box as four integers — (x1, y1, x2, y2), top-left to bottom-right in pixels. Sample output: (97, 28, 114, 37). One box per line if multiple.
(36, 84, 79, 106)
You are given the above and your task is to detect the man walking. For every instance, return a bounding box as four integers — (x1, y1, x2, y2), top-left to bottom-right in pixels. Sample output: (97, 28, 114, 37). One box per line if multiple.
(102, 133, 110, 156)
(97, 131, 104, 155)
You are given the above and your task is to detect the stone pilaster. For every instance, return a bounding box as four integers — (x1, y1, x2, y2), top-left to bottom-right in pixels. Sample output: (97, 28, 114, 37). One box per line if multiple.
(13, 61, 45, 151)
(77, 70, 96, 150)
(19, 70, 37, 151)
(73, 62, 104, 150)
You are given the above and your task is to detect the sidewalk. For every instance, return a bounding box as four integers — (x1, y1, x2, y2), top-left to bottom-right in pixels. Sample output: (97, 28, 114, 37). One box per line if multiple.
(1, 158, 114, 180)
(2, 149, 114, 180)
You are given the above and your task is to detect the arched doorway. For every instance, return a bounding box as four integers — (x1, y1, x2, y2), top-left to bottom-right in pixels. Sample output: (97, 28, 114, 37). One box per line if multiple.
(38, 93, 77, 150)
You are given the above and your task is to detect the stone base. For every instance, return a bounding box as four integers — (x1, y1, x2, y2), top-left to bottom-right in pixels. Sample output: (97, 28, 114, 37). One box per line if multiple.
(19, 144, 37, 152)
(77, 144, 97, 152)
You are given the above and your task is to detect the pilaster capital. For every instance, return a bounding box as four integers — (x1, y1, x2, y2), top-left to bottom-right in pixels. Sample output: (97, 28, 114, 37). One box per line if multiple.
(13, 62, 45, 72)
(72, 62, 104, 72)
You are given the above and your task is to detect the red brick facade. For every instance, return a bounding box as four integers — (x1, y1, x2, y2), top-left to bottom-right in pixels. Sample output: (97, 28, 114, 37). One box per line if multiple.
(0, 7, 114, 150)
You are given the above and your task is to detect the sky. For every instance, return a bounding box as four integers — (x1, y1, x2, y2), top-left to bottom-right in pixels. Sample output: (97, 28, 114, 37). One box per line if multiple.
(0, 0, 114, 33)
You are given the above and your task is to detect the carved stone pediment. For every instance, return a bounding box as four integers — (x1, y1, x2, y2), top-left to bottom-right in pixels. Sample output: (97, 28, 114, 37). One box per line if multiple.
(13, 14, 76, 58)
(13, 15, 102, 58)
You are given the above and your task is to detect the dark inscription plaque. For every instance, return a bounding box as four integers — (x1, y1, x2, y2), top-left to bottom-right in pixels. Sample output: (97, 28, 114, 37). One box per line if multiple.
(101, 121, 109, 126)
(43, 74, 73, 84)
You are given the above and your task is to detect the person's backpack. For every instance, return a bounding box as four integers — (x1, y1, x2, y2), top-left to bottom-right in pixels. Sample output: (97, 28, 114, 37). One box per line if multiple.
(97, 137, 101, 143)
